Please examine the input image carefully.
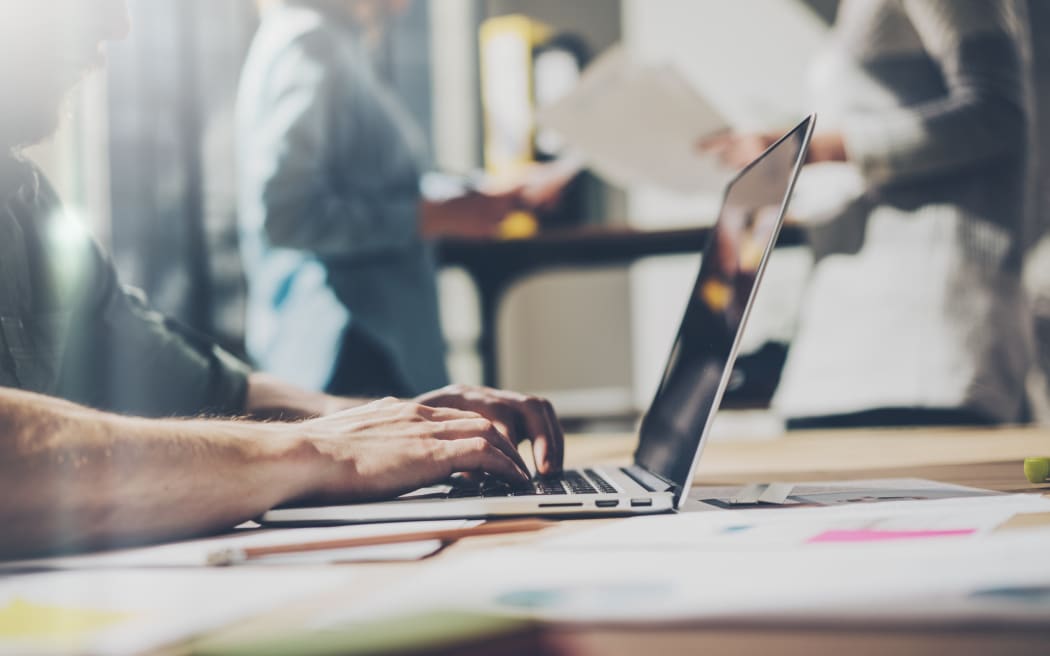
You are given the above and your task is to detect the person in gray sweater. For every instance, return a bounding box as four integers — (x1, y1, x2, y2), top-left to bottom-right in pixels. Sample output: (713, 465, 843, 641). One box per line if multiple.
(705, 0, 1037, 427)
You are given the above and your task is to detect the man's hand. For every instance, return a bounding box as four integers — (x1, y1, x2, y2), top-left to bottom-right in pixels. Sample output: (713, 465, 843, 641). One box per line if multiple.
(420, 189, 521, 239)
(415, 384, 564, 476)
(512, 158, 583, 212)
(698, 132, 781, 169)
(292, 397, 532, 503)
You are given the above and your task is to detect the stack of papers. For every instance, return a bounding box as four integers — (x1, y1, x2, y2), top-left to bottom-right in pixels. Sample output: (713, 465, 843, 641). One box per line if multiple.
(313, 495, 1050, 629)
(538, 46, 735, 194)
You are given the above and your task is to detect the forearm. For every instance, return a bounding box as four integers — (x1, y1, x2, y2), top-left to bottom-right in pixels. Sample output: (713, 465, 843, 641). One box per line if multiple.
(841, 94, 1024, 186)
(844, 1, 1026, 186)
(244, 372, 373, 420)
(0, 388, 315, 559)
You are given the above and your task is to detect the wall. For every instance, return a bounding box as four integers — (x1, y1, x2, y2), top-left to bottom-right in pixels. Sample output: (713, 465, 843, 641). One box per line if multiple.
(430, 0, 634, 418)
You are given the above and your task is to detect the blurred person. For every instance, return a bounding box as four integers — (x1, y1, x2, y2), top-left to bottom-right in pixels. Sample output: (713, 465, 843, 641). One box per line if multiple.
(703, 0, 1036, 428)
(1020, 0, 1050, 419)
(0, 0, 563, 559)
(238, 0, 568, 399)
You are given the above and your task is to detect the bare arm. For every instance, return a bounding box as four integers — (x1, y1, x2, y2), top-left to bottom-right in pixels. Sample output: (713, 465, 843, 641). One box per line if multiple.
(0, 387, 303, 558)
(0, 389, 530, 560)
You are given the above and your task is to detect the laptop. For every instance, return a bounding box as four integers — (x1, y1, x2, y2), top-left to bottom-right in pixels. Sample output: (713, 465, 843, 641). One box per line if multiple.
(262, 115, 815, 526)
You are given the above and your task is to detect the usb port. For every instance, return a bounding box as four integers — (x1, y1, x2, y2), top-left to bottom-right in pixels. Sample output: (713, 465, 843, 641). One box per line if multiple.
(631, 498, 653, 507)
(595, 500, 619, 508)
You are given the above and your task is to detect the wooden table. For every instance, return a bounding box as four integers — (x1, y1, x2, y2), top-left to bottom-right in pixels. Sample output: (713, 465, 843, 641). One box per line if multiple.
(190, 426, 1050, 655)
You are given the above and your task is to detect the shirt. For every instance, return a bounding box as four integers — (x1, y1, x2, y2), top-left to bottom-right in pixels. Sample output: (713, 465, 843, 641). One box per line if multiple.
(772, 0, 1035, 422)
(0, 155, 250, 417)
(236, 2, 448, 394)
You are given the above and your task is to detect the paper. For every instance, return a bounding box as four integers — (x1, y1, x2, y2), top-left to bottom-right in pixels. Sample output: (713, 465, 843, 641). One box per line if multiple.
(2, 520, 474, 571)
(537, 46, 735, 194)
(318, 496, 1050, 629)
(0, 569, 354, 656)
(545, 494, 1048, 553)
(692, 478, 994, 509)
(807, 529, 977, 544)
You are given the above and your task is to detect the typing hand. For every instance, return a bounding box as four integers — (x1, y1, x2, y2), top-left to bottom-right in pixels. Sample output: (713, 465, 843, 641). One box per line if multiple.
(416, 385, 565, 476)
(289, 397, 531, 504)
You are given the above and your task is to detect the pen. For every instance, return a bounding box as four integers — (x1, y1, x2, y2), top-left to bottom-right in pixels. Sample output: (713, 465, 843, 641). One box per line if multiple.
(206, 519, 553, 567)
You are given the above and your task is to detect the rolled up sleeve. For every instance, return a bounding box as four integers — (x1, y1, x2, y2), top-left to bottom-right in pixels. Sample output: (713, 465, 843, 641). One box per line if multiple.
(842, 0, 1028, 187)
(59, 254, 251, 418)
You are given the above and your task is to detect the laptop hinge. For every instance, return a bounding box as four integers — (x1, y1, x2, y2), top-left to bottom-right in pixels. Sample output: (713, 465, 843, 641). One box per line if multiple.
(622, 465, 675, 493)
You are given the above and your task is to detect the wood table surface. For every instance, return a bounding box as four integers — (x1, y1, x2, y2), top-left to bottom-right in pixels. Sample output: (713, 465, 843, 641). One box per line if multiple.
(184, 426, 1050, 656)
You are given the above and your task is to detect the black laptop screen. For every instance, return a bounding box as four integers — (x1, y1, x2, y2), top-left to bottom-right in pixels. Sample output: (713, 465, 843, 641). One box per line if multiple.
(633, 117, 811, 495)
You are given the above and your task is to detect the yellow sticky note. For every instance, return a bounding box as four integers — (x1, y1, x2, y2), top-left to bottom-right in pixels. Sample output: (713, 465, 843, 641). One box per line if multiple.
(0, 598, 134, 647)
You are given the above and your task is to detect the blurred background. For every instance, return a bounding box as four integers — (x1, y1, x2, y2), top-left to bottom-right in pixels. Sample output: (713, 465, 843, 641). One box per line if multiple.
(28, 0, 1049, 432)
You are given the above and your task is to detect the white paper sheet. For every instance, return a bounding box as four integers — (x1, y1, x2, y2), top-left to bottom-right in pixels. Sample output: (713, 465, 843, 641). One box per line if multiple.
(312, 495, 1050, 628)
(0, 568, 354, 656)
(690, 478, 995, 509)
(543, 493, 1050, 552)
(2, 520, 475, 571)
(537, 46, 736, 194)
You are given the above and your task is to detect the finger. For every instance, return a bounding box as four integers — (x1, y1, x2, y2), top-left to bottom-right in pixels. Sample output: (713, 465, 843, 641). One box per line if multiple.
(431, 418, 531, 475)
(442, 438, 531, 484)
(416, 404, 483, 422)
(509, 397, 561, 476)
(419, 391, 520, 442)
(536, 399, 564, 475)
(449, 401, 518, 443)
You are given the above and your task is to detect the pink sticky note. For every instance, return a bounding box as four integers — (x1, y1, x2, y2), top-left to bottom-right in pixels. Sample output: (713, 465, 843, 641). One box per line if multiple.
(807, 529, 977, 544)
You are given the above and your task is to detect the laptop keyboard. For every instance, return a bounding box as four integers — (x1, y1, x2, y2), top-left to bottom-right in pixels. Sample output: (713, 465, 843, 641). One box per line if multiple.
(446, 469, 617, 498)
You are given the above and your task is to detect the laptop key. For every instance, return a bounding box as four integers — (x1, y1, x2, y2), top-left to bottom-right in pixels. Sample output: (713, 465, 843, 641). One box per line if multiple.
(536, 479, 567, 495)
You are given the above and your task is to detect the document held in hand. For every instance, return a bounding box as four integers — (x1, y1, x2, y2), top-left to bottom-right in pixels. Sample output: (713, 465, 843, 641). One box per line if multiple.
(537, 46, 735, 194)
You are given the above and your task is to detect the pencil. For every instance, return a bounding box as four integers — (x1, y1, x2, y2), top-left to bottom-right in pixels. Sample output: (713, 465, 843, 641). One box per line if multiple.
(206, 519, 553, 566)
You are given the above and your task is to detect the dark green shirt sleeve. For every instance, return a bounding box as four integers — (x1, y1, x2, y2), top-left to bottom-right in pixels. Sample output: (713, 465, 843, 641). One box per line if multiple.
(55, 252, 252, 419)
(0, 160, 251, 418)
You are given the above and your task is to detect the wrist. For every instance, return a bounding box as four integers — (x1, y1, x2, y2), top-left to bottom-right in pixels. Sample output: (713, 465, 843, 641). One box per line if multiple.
(144, 415, 327, 512)
(245, 372, 330, 420)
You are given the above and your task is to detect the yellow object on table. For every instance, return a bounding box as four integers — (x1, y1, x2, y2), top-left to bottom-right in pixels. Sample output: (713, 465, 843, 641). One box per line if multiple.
(0, 598, 134, 647)
(499, 211, 540, 240)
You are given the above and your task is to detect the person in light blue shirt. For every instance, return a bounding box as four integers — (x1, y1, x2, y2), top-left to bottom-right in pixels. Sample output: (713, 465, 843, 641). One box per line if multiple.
(237, 0, 519, 397)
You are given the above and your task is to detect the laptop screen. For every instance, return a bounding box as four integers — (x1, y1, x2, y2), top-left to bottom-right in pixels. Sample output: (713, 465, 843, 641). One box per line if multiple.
(633, 116, 813, 501)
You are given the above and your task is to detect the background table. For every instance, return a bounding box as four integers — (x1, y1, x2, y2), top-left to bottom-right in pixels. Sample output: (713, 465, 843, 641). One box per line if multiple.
(435, 225, 807, 386)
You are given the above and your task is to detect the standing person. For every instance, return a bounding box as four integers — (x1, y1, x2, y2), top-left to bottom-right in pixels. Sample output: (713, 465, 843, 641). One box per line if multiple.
(704, 0, 1036, 428)
(238, 0, 524, 399)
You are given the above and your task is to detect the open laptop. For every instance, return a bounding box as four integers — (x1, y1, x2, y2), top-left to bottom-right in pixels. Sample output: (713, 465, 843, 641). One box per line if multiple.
(262, 115, 815, 526)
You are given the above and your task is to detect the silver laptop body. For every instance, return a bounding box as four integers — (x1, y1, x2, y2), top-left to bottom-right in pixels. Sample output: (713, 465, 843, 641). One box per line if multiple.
(261, 115, 815, 526)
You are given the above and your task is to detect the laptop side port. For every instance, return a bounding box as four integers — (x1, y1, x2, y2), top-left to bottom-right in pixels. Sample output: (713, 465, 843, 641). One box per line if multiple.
(631, 498, 654, 507)
(595, 500, 619, 508)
